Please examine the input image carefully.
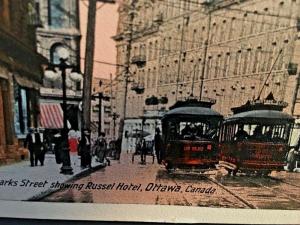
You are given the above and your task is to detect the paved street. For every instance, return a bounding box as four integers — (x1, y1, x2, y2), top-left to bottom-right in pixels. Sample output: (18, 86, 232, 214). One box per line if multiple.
(42, 153, 300, 209)
(0, 153, 105, 201)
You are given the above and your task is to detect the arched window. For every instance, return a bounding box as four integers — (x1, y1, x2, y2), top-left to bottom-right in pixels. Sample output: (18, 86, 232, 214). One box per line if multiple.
(50, 44, 68, 64)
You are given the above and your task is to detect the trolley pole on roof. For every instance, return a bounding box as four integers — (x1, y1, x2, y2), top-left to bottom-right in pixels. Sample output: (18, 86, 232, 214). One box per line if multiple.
(257, 49, 283, 100)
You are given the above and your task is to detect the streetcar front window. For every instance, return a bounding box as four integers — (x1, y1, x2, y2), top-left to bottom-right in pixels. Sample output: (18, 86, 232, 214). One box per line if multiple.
(166, 120, 218, 141)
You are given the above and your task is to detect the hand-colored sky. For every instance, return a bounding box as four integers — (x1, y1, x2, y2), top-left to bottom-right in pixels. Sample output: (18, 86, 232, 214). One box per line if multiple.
(80, 1, 119, 79)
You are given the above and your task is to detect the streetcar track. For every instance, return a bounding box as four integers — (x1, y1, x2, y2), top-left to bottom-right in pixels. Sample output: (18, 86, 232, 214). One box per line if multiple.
(246, 178, 300, 205)
(270, 176, 300, 188)
(169, 175, 191, 206)
(205, 176, 257, 209)
(165, 170, 257, 209)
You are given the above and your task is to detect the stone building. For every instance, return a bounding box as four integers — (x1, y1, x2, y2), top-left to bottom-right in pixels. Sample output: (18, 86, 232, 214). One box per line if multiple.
(114, 0, 300, 150)
(113, 0, 300, 147)
(35, 0, 82, 131)
(0, 0, 46, 163)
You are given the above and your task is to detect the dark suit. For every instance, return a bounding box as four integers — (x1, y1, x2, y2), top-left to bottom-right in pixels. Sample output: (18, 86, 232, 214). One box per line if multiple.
(154, 134, 163, 164)
(79, 135, 91, 168)
(37, 133, 46, 166)
(24, 133, 38, 166)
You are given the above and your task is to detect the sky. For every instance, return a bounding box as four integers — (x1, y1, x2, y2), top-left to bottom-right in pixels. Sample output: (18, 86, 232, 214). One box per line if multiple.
(80, 0, 120, 79)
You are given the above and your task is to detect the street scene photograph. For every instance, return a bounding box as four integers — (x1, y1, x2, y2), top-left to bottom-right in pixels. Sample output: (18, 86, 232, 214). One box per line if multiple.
(1, 0, 300, 212)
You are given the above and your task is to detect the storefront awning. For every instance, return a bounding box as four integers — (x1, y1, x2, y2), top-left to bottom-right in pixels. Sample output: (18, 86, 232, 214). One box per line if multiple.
(40, 103, 64, 129)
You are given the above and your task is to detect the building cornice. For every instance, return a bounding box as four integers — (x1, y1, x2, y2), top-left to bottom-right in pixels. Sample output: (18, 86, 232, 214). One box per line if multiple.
(36, 28, 81, 38)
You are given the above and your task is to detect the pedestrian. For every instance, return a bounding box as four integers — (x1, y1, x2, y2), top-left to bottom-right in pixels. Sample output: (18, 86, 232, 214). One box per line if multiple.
(140, 138, 147, 164)
(154, 128, 163, 164)
(37, 127, 46, 166)
(67, 129, 78, 166)
(95, 133, 110, 166)
(53, 130, 62, 164)
(79, 129, 92, 168)
(115, 136, 122, 160)
(24, 127, 36, 167)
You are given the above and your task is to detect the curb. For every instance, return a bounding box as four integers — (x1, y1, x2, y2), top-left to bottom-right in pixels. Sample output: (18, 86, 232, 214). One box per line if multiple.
(27, 163, 106, 201)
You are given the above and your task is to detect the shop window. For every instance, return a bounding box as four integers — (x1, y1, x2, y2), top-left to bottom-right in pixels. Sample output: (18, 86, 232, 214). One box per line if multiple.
(14, 88, 29, 136)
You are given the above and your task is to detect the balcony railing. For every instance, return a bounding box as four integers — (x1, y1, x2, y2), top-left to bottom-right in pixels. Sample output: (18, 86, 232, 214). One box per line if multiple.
(131, 83, 145, 94)
(131, 55, 146, 67)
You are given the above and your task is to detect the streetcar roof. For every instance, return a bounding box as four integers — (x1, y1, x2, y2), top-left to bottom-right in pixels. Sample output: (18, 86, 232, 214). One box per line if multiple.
(225, 109, 294, 124)
(162, 106, 223, 120)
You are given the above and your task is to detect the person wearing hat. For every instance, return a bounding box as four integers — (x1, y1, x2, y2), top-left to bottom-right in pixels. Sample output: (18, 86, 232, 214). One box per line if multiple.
(79, 129, 92, 168)
(24, 128, 37, 167)
(154, 127, 163, 164)
(37, 127, 46, 166)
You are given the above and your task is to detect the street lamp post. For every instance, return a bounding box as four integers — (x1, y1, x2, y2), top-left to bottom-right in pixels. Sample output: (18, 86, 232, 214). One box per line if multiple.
(44, 48, 82, 175)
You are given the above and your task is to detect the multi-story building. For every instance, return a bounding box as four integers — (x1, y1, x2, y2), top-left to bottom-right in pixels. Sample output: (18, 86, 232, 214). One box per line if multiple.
(0, 0, 46, 163)
(35, 0, 82, 131)
(114, 0, 300, 149)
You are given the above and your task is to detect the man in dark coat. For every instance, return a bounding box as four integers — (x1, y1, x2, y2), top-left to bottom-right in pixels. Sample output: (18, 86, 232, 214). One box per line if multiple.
(37, 128, 46, 166)
(115, 136, 122, 160)
(154, 128, 163, 164)
(34, 129, 42, 166)
(24, 128, 36, 167)
(79, 129, 92, 168)
(140, 138, 147, 164)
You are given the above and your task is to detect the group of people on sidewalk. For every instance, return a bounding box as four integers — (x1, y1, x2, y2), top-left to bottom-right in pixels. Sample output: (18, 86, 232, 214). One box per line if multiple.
(24, 128, 46, 167)
(54, 129, 120, 168)
(24, 127, 122, 169)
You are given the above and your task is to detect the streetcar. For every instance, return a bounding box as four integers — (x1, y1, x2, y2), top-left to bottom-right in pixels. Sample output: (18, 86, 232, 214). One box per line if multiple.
(219, 94, 295, 176)
(161, 98, 223, 172)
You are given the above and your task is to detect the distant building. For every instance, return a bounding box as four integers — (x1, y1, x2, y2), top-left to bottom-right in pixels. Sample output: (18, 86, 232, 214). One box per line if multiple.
(35, 0, 82, 131)
(0, 0, 46, 163)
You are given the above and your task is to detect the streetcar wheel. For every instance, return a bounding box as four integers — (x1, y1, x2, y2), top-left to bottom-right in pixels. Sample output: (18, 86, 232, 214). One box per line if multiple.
(232, 170, 238, 176)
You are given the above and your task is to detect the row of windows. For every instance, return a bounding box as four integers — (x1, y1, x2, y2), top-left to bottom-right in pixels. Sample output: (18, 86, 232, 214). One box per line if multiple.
(129, 0, 297, 61)
(133, 41, 290, 89)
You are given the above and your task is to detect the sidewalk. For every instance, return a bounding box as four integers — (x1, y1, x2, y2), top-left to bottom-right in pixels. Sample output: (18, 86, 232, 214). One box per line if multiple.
(0, 153, 106, 201)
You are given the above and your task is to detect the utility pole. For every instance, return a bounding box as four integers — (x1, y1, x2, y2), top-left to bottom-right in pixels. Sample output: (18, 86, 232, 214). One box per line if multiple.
(82, 0, 97, 132)
(119, 0, 137, 138)
(82, 0, 115, 132)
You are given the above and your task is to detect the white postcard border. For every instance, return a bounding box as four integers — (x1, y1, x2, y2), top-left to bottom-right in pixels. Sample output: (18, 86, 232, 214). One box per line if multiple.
(0, 201, 299, 224)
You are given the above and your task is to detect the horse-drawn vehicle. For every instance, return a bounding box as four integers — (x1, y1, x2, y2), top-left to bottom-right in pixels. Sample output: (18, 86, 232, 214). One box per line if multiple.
(219, 96, 295, 176)
(161, 99, 223, 172)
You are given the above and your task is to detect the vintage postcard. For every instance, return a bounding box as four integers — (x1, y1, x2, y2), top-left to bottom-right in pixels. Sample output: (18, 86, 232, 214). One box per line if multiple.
(0, 0, 300, 223)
